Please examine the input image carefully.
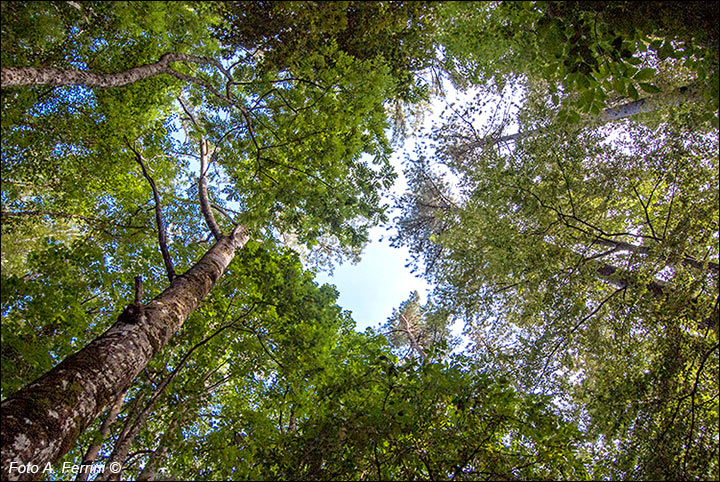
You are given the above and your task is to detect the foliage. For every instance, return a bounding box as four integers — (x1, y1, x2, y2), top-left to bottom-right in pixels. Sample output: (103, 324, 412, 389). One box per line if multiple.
(392, 52, 719, 481)
(212, 1, 439, 102)
(437, 1, 719, 125)
(3, 1, 718, 480)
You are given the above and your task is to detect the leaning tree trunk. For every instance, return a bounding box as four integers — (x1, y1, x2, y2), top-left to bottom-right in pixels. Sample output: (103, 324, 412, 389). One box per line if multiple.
(0, 53, 221, 88)
(1, 226, 249, 481)
(460, 83, 700, 152)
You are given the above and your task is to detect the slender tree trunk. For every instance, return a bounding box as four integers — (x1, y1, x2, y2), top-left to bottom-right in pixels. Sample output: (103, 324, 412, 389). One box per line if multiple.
(136, 418, 178, 481)
(1, 225, 249, 481)
(99, 403, 150, 482)
(198, 140, 223, 240)
(0, 53, 220, 88)
(74, 390, 127, 482)
(399, 313, 428, 363)
(462, 83, 700, 151)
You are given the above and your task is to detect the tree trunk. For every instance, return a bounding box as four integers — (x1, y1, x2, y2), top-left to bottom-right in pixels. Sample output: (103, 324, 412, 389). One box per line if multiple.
(136, 418, 178, 481)
(461, 83, 700, 151)
(399, 313, 428, 363)
(0, 53, 219, 88)
(1, 226, 249, 481)
(74, 390, 127, 482)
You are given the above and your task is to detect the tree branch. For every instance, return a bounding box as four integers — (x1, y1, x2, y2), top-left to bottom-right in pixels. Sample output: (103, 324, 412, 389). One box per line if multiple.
(74, 389, 128, 482)
(1, 210, 147, 232)
(125, 138, 176, 282)
(177, 96, 224, 240)
(2, 52, 226, 88)
(592, 238, 719, 274)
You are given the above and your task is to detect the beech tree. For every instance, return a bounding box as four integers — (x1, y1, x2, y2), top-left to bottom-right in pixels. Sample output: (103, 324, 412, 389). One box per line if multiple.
(0, 2, 438, 478)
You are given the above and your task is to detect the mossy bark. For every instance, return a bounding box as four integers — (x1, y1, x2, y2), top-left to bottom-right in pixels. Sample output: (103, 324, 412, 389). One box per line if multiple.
(1, 227, 248, 481)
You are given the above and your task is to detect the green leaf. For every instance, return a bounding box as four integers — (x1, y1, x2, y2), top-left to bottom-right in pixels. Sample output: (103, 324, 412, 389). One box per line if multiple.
(638, 82, 660, 94)
(627, 83, 639, 100)
(633, 67, 655, 82)
(658, 40, 674, 60)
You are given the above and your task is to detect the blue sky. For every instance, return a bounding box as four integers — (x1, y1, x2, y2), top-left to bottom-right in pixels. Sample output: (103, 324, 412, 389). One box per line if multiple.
(312, 101, 440, 332)
(314, 225, 431, 331)
(310, 83, 518, 333)
(313, 102, 442, 332)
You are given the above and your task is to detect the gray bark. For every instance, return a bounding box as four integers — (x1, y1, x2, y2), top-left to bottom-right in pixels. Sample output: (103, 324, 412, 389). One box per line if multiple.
(74, 390, 127, 482)
(130, 145, 176, 282)
(1, 225, 249, 481)
(198, 140, 223, 241)
(1, 53, 222, 88)
(463, 84, 700, 151)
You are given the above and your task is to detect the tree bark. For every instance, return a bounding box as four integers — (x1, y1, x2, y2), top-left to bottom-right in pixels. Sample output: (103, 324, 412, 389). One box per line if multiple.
(198, 139, 223, 241)
(461, 83, 700, 152)
(0, 53, 221, 88)
(399, 313, 428, 363)
(1, 225, 249, 481)
(74, 390, 127, 482)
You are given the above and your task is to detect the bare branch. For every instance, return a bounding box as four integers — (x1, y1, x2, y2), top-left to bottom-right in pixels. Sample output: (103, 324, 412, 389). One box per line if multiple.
(538, 287, 625, 380)
(211, 203, 237, 224)
(125, 138, 176, 282)
(177, 96, 224, 240)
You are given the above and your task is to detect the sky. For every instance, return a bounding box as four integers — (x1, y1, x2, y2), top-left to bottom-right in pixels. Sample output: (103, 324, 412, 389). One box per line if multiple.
(310, 96, 449, 332)
(312, 91, 458, 332)
(174, 77, 509, 334)
(311, 116, 433, 332)
(310, 82, 520, 333)
(314, 225, 430, 331)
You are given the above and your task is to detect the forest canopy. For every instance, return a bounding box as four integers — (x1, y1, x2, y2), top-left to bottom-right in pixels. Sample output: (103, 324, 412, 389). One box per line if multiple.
(1, 2, 718, 481)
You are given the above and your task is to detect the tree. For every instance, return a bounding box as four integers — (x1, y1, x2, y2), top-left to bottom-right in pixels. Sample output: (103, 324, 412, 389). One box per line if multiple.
(3, 2, 716, 479)
(378, 291, 456, 363)
(391, 2, 719, 478)
(1, 2, 440, 478)
(436, 1, 718, 124)
(393, 70, 719, 482)
(212, 1, 439, 102)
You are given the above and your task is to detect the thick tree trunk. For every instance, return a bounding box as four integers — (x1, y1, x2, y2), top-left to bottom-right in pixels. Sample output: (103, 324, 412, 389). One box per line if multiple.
(1, 226, 249, 481)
